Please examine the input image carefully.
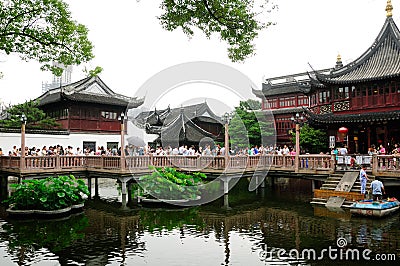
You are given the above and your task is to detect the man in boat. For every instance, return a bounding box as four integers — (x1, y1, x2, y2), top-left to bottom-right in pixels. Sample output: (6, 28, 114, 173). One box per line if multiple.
(370, 177, 385, 201)
(359, 164, 369, 195)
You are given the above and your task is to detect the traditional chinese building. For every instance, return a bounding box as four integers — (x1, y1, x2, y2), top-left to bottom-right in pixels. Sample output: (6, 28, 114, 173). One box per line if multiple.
(134, 102, 224, 148)
(33, 75, 144, 151)
(252, 70, 331, 147)
(37, 75, 143, 133)
(254, 0, 400, 153)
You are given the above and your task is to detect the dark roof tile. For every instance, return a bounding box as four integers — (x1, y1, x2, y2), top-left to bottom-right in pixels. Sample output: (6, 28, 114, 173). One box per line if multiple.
(316, 17, 400, 84)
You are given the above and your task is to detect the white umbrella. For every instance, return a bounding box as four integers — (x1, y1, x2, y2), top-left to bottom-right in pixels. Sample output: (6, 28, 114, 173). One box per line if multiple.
(127, 136, 146, 147)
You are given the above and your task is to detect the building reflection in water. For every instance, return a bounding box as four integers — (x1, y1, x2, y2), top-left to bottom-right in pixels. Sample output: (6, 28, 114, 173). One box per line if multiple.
(0, 178, 399, 265)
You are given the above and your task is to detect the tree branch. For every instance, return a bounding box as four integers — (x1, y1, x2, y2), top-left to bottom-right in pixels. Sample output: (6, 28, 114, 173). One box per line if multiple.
(202, 0, 240, 30)
(0, 31, 74, 54)
(2, 7, 42, 32)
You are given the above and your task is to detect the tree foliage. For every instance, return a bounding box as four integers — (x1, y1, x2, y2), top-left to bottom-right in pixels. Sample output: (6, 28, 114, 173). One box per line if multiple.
(83, 65, 103, 77)
(159, 0, 277, 62)
(228, 99, 274, 148)
(0, 100, 59, 129)
(0, 0, 94, 75)
(291, 124, 328, 154)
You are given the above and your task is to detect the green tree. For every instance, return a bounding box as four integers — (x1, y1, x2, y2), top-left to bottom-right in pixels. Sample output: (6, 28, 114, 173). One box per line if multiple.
(83, 65, 103, 77)
(228, 99, 274, 149)
(159, 0, 277, 62)
(0, 100, 59, 129)
(291, 124, 328, 154)
(0, 0, 94, 76)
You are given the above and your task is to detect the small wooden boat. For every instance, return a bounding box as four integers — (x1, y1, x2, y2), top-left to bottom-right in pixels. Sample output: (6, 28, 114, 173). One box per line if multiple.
(350, 198, 400, 217)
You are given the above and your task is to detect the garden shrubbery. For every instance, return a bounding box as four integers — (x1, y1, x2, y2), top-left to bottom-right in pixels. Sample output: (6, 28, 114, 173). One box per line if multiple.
(4, 175, 89, 210)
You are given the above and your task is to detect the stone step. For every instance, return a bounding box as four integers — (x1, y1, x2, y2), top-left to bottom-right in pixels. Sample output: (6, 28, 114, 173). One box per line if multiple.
(321, 184, 338, 188)
(310, 198, 327, 205)
(325, 180, 340, 183)
(323, 183, 340, 187)
(327, 177, 342, 181)
(311, 198, 357, 208)
(320, 187, 335, 190)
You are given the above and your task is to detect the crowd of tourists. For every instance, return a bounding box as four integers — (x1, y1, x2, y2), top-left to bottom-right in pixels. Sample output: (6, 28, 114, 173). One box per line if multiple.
(0, 143, 298, 158)
(149, 144, 296, 157)
(1, 145, 119, 157)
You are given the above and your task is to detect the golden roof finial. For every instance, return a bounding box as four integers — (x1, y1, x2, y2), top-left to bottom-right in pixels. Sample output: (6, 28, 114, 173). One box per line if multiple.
(335, 53, 343, 69)
(386, 0, 393, 17)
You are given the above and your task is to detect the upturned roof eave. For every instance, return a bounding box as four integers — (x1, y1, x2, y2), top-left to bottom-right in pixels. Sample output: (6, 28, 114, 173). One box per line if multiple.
(316, 17, 400, 84)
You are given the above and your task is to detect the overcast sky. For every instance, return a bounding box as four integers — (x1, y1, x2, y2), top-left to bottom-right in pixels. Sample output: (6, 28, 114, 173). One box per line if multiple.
(0, 0, 394, 111)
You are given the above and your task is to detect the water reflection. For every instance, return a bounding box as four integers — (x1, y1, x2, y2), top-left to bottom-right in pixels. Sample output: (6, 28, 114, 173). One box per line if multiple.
(0, 213, 88, 265)
(0, 178, 399, 265)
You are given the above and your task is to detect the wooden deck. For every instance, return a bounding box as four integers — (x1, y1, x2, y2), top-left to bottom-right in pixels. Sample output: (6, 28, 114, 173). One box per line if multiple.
(0, 154, 399, 178)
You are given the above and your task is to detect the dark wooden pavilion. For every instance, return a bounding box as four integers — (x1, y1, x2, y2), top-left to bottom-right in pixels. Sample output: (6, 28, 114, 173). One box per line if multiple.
(36, 76, 144, 133)
(134, 102, 224, 148)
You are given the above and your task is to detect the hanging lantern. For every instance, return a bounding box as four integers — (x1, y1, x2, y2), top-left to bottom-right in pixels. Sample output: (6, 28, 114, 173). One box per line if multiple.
(337, 127, 348, 142)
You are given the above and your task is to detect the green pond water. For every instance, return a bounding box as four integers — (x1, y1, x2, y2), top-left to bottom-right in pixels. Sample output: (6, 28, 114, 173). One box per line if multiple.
(0, 177, 399, 266)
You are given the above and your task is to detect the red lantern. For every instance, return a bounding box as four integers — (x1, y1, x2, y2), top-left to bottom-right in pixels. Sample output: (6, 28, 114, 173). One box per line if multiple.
(337, 127, 348, 143)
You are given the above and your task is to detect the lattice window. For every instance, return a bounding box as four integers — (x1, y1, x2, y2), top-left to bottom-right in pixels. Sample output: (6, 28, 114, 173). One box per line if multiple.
(320, 104, 332, 114)
(334, 101, 350, 111)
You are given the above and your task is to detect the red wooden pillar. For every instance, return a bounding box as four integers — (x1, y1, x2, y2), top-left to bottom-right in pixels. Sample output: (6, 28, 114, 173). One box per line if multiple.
(367, 127, 371, 149)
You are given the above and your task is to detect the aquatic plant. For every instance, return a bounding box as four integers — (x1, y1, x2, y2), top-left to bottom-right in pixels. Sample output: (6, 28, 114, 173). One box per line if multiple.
(3, 175, 89, 211)
(133, 166, 207, 200)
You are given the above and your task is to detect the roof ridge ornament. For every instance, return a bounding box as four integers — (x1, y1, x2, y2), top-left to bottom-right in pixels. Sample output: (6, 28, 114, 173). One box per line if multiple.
(386, 0, 393, 17)
(335, 53, 343, 69)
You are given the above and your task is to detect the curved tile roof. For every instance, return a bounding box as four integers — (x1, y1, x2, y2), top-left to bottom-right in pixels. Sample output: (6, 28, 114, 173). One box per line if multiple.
(316, 17, 400, 84)
(160, 111, 217, 142)
(135, 102, 222, 127)
(36, 76, 144, 107)
(307, 110, 400, 125)
(253, 69, 331, 98)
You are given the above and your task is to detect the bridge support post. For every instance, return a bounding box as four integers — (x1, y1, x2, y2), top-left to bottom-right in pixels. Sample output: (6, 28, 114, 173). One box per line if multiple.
(127, 182, 132, 205)
(222, 176, 230, 194)
(223, 194, 231, 210)
(119, 177, 131, 196)
(94, 177, 99, 198)
(0, 174, 8, 202)
(121, 193, 128, 209)
(87, 175, 92, 199)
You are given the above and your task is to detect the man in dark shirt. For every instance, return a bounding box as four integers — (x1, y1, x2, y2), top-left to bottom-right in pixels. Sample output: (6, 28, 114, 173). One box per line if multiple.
(370, 177, 385, 201)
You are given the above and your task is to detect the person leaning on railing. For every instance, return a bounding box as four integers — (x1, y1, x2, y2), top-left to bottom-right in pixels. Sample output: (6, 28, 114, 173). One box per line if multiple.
(391, 143, 400, 169)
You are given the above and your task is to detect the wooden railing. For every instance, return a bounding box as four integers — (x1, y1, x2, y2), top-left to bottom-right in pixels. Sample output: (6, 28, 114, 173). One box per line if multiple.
(372, 154, 400, 176)
(0, 154, 335, 174)
(0, 154, 396, 177)
(299, 155, 334, 170)
(2, 154, 399, 178)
